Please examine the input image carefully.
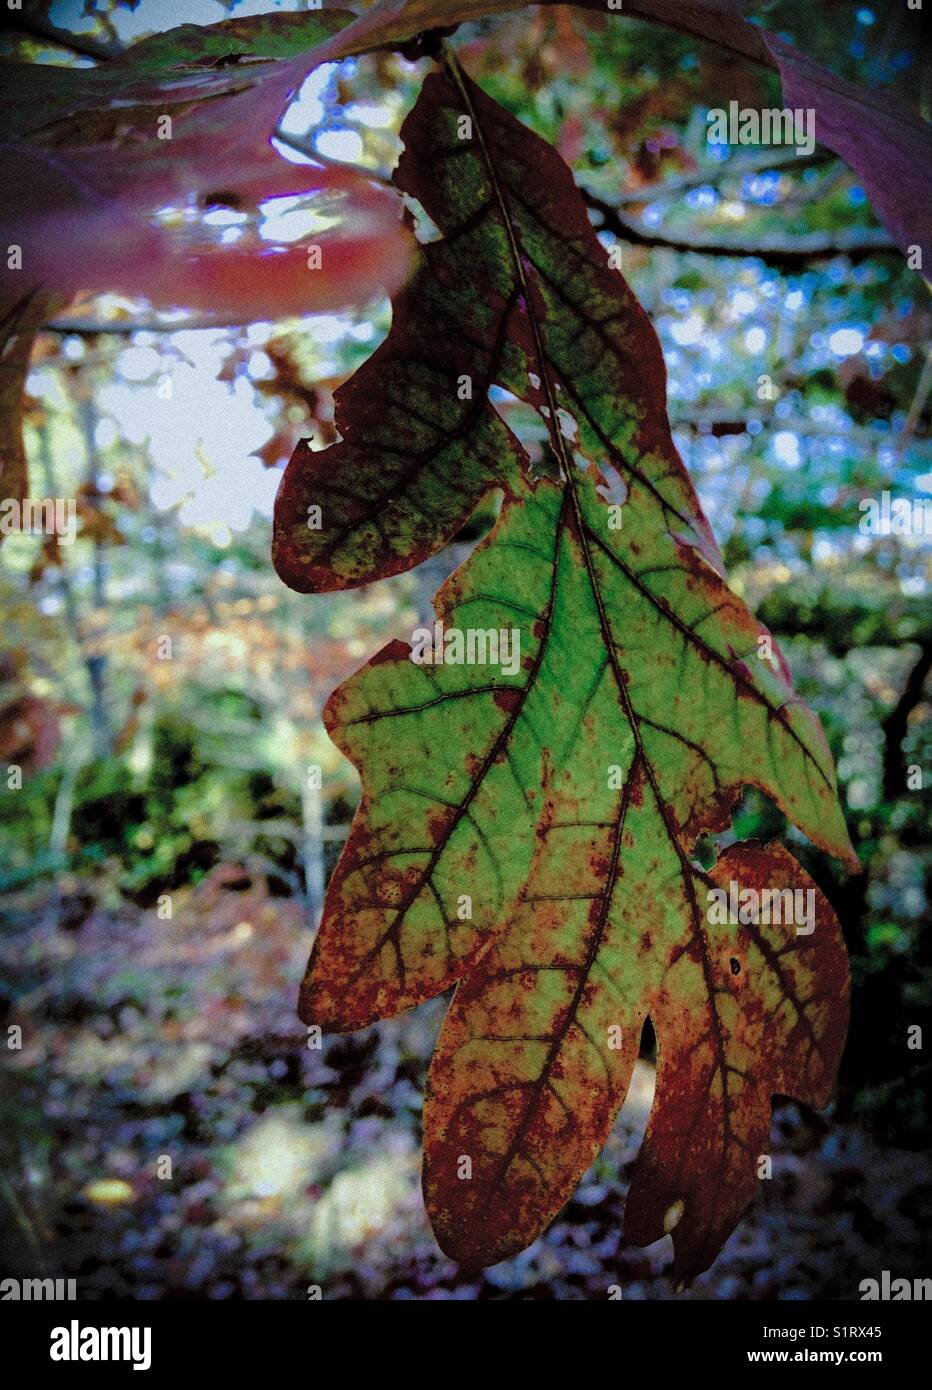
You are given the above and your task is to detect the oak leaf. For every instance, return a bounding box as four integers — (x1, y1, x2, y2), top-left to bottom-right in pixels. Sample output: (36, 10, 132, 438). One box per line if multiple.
(275, 66, 858, 1278)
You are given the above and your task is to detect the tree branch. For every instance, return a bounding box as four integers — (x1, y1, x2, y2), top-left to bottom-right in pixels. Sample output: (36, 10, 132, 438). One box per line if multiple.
(584, 191, 897, 269)
(670, 414, 921, 443)
(2, 13, 122, 62)
(42, 317, 244, 336)
(611, 149, 833, 205)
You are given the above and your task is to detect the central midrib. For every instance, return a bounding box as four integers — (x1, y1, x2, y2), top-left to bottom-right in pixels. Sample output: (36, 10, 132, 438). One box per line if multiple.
(443, 50, 735, 1170)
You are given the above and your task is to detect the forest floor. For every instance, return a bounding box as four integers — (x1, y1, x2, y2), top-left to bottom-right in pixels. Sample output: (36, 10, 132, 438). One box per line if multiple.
(1, 863, 929, 1300)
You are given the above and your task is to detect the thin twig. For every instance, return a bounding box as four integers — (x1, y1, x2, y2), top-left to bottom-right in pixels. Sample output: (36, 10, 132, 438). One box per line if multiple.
(898, 348, 932, 458)
(882, 638, 932, 799)
(274, 128, 394, 187)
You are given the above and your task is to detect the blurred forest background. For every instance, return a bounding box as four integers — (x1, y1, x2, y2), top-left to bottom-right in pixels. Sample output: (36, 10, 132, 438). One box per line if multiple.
(0, 0, 929, 1299)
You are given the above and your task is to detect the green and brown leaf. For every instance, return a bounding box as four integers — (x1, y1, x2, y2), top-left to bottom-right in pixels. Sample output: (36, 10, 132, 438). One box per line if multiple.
(425, 832, 850, 1279)
(275, 65, 858, 1278)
